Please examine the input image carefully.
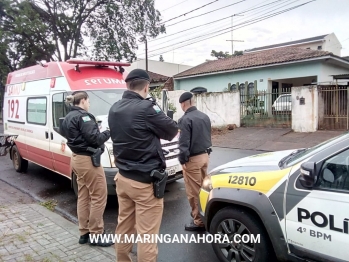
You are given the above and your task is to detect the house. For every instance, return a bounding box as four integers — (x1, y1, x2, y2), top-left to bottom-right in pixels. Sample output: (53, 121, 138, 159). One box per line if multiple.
(244, 33, 342, 56)
(173, 47, 349, 123)
(129, 59, 193, 77)
(173, 47, 349, 94)
(147, 71, 170, 89)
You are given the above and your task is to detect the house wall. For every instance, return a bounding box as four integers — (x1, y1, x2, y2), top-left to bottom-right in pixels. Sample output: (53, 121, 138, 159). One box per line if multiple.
(174, 61, 322, 92)
(319, 62, 349, 84)
(323, 33, 342, 56)
(129, 59, 193, 77)
(164, 90, 241, 128)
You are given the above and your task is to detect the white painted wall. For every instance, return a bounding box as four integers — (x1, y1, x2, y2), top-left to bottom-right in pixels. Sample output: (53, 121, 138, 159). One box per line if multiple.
(165, 91, 241, 128)
(292, 86, 319, 132)
(323, 33, 342, 56)
(129, 59, 193, 77)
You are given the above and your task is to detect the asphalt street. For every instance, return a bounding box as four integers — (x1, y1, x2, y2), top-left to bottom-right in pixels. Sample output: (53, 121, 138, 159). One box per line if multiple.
(0, 147, 262, 262)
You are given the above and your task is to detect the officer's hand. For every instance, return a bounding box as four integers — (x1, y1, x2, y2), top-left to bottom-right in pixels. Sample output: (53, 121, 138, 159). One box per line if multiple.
(103, 130, 110, 138)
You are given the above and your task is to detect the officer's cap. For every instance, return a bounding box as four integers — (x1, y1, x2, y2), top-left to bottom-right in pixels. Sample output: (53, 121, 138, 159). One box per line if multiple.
(179, 92, 193, 103)
(125, 69, 151, 83)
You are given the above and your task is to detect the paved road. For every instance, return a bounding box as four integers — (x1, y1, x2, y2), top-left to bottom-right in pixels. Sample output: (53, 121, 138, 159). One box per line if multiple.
(0, 147, 262, 262)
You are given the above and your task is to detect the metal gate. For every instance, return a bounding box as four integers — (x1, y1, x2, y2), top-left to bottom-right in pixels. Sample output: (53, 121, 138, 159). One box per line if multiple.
(240, 90, 292, 128)
(318, 85, 349, 130)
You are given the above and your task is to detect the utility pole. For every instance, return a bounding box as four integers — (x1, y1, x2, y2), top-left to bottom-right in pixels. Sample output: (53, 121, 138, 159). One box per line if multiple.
(226, 14, 244, 55)
(145, 37, 148, 72)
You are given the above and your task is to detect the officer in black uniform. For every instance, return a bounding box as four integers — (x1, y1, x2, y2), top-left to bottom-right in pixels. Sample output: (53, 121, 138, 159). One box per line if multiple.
(60, 91, 112, 247)
(108, 69, 178, 262)
(178, 91, 212, 231)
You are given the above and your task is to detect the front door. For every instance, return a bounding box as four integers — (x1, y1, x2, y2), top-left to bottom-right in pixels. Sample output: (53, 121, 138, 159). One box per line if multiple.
(49, 92, 71, 177)
(285, 148, 349, 262)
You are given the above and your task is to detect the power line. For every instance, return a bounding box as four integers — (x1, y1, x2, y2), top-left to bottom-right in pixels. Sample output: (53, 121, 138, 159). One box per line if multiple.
(149, 0, 294, 44)
(142, 0, 303, 54)
(161, 0, 220, 24)
(150, 0, 287, 43)
(160, 0, 188, 12)
(166, 0, 247, 27)
(145, 0, 316, 59)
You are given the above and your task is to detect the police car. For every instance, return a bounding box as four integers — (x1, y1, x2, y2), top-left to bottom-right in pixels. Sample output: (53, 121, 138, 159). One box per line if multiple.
(199, 132, 349, 262)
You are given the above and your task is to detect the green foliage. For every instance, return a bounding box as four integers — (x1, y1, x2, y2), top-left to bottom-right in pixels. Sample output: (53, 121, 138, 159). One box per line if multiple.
(0, 0, 165, 84)
(211, 50, 243, 59)
(149, 86, 176, 114)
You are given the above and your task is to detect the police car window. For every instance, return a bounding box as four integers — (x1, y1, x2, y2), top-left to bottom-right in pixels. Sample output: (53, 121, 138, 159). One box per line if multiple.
(52, 93, 69, 130)
(86, 90, 124, 116)
(27, 97, 47, 125)
(316, 149, 349, 192)
(285, 133, 348, 168)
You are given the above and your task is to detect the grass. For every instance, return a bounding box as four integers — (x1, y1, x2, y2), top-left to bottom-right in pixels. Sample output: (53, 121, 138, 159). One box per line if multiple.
(39, 200, 57, 211)
(15, 234, 26, 242)
(37, 223, 44, 227)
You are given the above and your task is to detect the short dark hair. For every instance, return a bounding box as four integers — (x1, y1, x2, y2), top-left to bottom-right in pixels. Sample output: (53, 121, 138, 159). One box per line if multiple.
(127, 79, 149, 91)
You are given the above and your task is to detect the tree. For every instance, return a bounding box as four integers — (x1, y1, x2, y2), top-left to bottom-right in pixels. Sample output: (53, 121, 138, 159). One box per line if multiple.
(211, 50, 231, 59)
(159, 55, 164, 62)
(0, 0, 165, 69)
(210, 50, 244, 59)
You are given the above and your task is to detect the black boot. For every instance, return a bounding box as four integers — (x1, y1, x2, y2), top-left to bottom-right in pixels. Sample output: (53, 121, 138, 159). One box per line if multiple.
(89, 232, 114, 247)
(185, 221, 206, 231)
(79, 232, 90, 244)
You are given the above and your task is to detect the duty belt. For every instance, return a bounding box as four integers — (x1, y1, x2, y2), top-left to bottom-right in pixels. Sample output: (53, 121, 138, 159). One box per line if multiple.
(190, 148, 212, 157)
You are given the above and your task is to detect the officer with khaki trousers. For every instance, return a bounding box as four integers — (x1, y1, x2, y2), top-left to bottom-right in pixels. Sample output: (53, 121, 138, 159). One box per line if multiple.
(108, 69, 178, 262)
(61, 91, 112, 246)
(178, 92, 212, 231)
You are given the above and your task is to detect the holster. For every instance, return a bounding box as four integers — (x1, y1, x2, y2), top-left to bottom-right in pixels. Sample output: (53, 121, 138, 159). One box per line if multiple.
(87, 147, 103, 167)
(150, 170, 168, 199)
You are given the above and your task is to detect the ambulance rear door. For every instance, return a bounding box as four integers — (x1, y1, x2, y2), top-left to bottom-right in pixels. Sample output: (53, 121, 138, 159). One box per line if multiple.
(23, 79, 54, 170)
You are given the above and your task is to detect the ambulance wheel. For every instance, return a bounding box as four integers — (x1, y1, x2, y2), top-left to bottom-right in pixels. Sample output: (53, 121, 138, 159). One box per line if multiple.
(210, 207, 273, 262)
(72, 172, 78, 198)
(12, 145, 28, 173)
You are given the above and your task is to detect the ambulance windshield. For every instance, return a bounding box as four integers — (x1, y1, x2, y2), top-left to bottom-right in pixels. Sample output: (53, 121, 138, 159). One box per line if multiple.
(86, 89, 124, 116)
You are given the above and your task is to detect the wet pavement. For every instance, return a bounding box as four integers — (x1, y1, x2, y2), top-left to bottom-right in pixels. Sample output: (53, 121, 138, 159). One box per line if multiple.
(0, 147, 261, 262)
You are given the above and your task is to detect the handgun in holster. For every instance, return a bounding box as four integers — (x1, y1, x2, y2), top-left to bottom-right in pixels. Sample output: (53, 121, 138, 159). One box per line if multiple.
(150, 170, 168, 199)
(207, 148, 212, 155)
(87, 147, 103, 167)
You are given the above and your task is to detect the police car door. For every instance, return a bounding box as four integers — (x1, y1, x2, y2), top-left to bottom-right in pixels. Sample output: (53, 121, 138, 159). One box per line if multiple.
(284, 146, 349, 262)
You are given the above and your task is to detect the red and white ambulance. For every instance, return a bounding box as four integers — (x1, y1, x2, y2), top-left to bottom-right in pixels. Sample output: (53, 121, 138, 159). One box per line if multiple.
(2, 60, 183, 196)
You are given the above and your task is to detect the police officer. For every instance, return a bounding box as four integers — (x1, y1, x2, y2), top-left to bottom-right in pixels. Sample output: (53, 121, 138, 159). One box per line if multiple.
(60, 91, 112, 247)
(108, 69, 178, 262)
(178, 92, 212, 231)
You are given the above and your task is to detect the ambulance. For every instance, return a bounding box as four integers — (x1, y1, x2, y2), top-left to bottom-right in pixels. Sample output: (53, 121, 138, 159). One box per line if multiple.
(199, 132, 349, 262)
(2, 60, 183, 196)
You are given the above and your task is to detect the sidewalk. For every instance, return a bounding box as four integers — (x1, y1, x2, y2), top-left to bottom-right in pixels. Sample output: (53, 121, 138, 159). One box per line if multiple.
(0, 203, 115, 262)
(212, 127, 346, 151)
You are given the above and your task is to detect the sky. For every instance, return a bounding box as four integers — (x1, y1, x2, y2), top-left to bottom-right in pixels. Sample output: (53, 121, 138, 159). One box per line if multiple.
(135, 0, 349, 66)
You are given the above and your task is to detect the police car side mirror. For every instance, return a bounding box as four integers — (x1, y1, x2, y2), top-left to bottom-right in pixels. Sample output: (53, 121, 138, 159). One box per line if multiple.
(299, 162, 316, 188)
(167, 110, 174, 119)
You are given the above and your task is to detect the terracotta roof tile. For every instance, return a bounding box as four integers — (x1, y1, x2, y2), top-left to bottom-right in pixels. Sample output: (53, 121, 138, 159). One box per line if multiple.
(148, 71, 170, 83)
(174, 47, 333, 78)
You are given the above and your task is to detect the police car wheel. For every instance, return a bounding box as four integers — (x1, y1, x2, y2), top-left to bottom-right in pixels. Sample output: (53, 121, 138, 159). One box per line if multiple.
(210, 207, 272, 262)
(12, 145, 28, 173)
(72, 172, 78, 198)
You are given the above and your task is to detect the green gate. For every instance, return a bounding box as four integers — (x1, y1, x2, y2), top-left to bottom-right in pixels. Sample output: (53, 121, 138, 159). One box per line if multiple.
(240, 90, 292, 128)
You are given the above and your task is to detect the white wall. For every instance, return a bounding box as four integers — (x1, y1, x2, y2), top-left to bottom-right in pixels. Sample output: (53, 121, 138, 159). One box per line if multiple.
(292, 86, 319, 132)
(166, 91, 241, 128)
(129, 59, 193, 77)
(323, 33, 342, 56)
